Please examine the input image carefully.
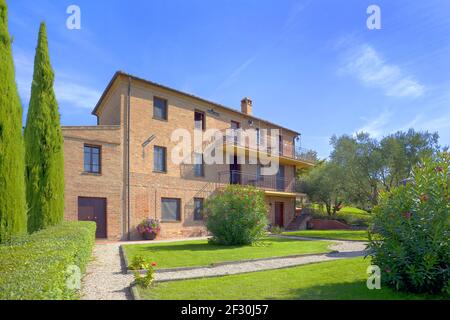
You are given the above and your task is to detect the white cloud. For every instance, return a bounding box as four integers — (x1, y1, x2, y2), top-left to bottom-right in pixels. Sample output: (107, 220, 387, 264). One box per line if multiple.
(341, 44, 425, 98)
(13, 48, 101, 109)
(355, 111, 392, 138)
(214, 56, 256, 92)
(54, 81, 101, 109)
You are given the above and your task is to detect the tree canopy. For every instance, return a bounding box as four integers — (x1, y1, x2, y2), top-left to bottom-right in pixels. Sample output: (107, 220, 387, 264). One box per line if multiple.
(299, 129, 441, 212)
(24, 23, 65, 232)
(0, 0, 27, 242)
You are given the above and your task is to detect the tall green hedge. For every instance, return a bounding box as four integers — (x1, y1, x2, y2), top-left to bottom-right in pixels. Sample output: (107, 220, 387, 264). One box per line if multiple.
(0, 0, 27, 242)
(25, 23, 65, 232)
(0, 221, 96, 300)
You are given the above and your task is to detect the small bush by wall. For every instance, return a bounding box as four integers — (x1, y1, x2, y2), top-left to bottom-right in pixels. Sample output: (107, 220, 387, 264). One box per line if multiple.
(0, 221, 96, 300)
(204, 185, 268, 245)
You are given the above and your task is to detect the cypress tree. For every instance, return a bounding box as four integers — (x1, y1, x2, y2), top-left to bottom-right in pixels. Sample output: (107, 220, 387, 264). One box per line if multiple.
(0, 0, 27, 242)
(25, 22, 64, 232)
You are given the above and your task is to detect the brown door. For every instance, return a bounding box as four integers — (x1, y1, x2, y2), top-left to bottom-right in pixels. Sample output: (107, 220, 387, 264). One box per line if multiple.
(78, 197, 107, 238)
(275, 202, 284, 227)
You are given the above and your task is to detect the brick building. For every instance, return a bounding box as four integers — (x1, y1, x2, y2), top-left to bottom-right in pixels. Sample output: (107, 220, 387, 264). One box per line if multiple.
(63, 71, 314, 240)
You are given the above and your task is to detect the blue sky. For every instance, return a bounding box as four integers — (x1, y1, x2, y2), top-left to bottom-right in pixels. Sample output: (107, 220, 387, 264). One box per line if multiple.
(7, 0, 450, 158)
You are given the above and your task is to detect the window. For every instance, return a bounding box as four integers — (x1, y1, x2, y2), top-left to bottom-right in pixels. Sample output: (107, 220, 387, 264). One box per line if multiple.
(256, 128, 260, 146)
(84, 145, 101, 174)
(279, 135, 283, 155)
(194, 110, 205, 131)
(231, 121, 240, 144)
(153, 97, 168, 120)
(256, 164, 262, 181)
(193, 198, 204, 221)
(161, 198, 181, 221)
(153, 146, 167, 172)
(194, 153, 204, 177)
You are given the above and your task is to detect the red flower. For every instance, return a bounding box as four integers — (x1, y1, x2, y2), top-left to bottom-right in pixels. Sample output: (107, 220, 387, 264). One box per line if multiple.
(151, 262, 157, 267)
(420, 194, 429, 203)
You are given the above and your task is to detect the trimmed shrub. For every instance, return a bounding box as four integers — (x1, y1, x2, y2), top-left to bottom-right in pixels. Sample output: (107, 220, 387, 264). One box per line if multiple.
(0, 221, 96, 300)
(0, 0, 27, 242)
(368, 152, 450, 295)
(25, 23, 65, 233)
(204, 185, 268, 245)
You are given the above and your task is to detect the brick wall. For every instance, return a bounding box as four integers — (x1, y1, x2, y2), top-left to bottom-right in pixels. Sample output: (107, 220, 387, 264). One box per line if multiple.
(62, 125, 124, 240)
(63, 74, 302, 240)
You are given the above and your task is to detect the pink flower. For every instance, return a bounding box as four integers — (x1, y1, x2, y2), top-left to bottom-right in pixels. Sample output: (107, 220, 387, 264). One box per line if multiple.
(402, 212, 412, 219)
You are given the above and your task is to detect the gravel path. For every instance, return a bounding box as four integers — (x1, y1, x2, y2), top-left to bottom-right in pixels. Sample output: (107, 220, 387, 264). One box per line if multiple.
(81, 237, 209, 300)
(155, 239, 367, 282)
(81, 242, 134, 300)
(81, 236, 367, 299)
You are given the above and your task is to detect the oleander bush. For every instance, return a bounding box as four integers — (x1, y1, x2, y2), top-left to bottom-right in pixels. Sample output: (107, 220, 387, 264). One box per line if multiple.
(0, 221, 96, 300)
(368, 152, 450, 295)
(204, 185, 269, 245)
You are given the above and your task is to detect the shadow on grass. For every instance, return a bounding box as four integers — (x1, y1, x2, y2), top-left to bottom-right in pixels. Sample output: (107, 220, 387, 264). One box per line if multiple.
(131, 237, 311, 253)
(285, 281, 442, 300)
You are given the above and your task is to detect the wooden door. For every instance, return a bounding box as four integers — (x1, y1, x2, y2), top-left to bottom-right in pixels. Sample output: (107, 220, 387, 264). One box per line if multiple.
(275, 202, 284, 227)
(78, 197, 107, 238)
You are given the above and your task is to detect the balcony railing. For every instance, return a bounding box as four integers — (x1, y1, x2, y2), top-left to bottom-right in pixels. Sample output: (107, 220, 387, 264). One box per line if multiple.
(218, 170, 296, 193)
(293, 146, 318, 163)
(222, 130, 317, 164)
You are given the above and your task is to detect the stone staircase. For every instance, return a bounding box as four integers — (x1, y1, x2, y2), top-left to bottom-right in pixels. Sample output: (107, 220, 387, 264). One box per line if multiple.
(286, 208, 313, 231)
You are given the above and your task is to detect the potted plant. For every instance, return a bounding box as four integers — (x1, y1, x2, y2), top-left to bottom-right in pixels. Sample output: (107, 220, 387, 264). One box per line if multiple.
(137, 218, 161, 240)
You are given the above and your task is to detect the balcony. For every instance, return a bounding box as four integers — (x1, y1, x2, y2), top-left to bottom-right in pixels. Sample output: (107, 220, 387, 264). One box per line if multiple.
(218, 170, 297, 195)
(221, 131, 316, 168)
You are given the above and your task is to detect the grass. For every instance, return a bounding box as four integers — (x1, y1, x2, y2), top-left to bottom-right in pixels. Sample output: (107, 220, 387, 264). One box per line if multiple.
(282, 230, 369, 241)
(307, 204, 372, 226)
(310, 204, 368, 215)
(137, 258, 444, 300)
(123, 237, 332, 269)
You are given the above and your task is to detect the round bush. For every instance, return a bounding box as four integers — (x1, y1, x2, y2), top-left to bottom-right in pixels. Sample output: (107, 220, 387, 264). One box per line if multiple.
(368, 152, 449, 295)
(204, 185, 269, 245)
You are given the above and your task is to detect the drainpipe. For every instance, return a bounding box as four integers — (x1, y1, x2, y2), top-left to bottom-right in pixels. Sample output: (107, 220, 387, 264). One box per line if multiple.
(127, 77, 132, 240)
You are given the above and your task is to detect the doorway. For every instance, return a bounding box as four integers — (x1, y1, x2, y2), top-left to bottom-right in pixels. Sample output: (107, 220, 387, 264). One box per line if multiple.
(78, 197, 107, 238)
(275, 202, 284, 227)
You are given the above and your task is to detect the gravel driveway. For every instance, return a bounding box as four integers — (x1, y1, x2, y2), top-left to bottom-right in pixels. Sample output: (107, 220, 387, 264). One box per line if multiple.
(81, 236, 367, 300)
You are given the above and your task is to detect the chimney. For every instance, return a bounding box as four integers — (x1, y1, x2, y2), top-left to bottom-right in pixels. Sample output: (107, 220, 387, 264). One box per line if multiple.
(241, 97, 253, 115)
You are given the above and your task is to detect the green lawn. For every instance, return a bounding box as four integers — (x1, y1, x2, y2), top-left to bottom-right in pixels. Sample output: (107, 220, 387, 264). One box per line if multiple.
(123, 237, 332, 269)
(138, 258, 443, 300)
(310, 204, 368, 215)
(282, 230, 369, 241)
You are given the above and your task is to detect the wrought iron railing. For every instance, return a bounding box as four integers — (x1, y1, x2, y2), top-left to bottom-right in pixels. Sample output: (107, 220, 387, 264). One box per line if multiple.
(218, 170, 296, 193)
(293, 146, 318, 163)
(222, 129, 317, 164)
